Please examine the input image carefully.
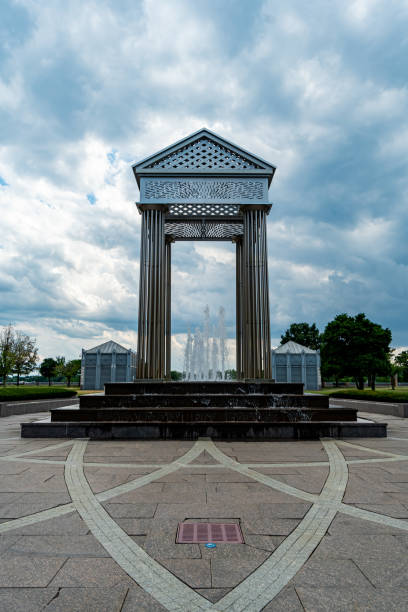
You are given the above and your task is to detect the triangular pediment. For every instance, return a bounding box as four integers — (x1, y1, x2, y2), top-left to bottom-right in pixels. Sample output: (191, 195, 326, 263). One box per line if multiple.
(133, 129, 275, 185)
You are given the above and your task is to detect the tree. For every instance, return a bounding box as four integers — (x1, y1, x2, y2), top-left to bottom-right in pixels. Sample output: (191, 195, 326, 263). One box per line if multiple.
(280, 323, 321, 350)
(64, 359, 81, 386)
(0, 325, 16, 386)
(320, 313, 392, 390)
(12, 331, 38, 385)
(394, 350, 408, 383)
(40, 358, 57, 386)
(170, 370, 183, 381)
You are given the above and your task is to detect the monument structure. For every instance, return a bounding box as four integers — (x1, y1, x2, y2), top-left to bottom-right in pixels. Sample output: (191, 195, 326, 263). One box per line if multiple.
(21, 130, 386, 439)
(133, 128, 274, 380)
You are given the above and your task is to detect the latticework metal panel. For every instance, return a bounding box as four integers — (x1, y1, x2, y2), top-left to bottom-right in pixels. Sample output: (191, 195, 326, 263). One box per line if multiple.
(166, 203, 241, 217)
(142, 178, 265, 203)
(165, 220, 243, 241)
(145, 138, 263, 170)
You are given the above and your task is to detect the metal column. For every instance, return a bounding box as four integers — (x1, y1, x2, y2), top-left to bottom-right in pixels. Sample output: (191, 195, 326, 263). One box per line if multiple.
(235, 238, 244, 380)
(136, 205, 167, 379)
(165, 237, 172, 380)
(241, 206, 272, 379)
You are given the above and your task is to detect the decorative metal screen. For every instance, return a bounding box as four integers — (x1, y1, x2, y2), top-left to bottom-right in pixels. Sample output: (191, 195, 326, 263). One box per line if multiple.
(165, 220, 243, 241)
(146, 138, 263, 170)
(141, 177, 267, 204)
(167, 203, 241, 217)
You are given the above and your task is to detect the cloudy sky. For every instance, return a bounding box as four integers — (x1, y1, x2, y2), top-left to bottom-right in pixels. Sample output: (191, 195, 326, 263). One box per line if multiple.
(1, 0, 407, 370)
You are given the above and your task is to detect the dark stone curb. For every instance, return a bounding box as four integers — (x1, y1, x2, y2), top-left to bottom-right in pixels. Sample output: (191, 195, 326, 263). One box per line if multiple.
(21, 421, 387, 440)
(0, 397, 78, 418)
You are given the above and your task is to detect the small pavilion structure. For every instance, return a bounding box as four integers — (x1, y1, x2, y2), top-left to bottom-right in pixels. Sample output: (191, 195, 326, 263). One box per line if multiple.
(272, 341, 321, 390)
(81, 340, 136, 390)
(133, 128, 276, 380)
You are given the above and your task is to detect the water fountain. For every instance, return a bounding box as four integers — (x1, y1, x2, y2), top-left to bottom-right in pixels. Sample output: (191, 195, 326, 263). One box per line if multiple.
(183, 306, 229, 381)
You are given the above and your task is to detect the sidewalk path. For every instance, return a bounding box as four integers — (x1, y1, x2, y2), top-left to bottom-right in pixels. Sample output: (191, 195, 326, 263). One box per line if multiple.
(0, 411, 408, 611)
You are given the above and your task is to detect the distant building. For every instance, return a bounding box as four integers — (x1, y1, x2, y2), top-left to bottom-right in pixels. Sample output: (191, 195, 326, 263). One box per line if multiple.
(271, 341, 321, 390)
(81, 341, 136, 390)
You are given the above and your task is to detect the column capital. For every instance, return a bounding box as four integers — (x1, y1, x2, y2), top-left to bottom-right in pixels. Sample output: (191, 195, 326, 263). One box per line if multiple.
(240, 204, 272, 214)
(136, 203, 169, 214)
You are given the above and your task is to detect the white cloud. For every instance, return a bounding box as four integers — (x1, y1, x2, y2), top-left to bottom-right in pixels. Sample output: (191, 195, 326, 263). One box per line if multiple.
(1, 0, 408, 367)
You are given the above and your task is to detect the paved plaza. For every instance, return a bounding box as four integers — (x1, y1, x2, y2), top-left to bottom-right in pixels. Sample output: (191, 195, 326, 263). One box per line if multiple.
(0, 412, 408, 611)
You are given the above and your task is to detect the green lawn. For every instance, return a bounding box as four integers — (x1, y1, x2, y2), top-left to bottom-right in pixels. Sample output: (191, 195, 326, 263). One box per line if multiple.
(313, 387, 408, 403)
(0, 386, 77, 402)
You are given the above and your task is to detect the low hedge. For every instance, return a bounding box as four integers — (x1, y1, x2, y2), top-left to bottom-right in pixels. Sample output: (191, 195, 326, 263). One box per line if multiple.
(0, 387, 77, 402)
(318, 388, 408, 403)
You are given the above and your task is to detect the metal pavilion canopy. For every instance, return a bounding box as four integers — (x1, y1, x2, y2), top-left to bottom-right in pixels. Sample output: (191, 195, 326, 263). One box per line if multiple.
(133, 128, 276, 380)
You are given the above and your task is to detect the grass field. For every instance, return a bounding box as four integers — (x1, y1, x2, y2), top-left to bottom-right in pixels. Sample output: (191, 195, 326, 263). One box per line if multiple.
(0, 386, 78, 402)
(314, 387, 408, 403)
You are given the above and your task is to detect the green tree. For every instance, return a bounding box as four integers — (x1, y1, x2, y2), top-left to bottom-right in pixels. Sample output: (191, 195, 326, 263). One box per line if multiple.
(394, 350, 408, 383)
(280, 322, 321, 350)
(40, 358, 57, 386)
(170, 370, 183, 381)
(64, 359, 81, 387)
(321, 313, 392, 390)
(12, 331, 38, 385)
(0, 325, 16, 386)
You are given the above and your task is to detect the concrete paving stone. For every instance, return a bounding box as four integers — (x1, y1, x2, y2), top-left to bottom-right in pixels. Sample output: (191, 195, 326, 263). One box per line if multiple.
(84, 468, 154, 494)
(311, 533, 408, 563)
(261, 586, 304, 611)
(373, 589, 408, 610)
(0, 472, 68, 493)
(343, 475, 403, 503)
(246, 466, 302, 474)
(0, 463, 29, 475)
(0, 492, 25, 505)
(49, 558, 134, 588)
(6, 511, 89, 536)
(158, 558, 211, 588)
(0, 587, 58, 612)
(102, 502, 157, 518)
(244, 534, 285, 551)
(206, 482, 299, 505)
(259, 472, 328, 494)
(293, 558, 372, 588)
(211, 557, 269, 588)
(0, 534, 22, 554)
(45, 586, 129, 612)
(0, 492, 71, 519)
(121, 585, 167, 611)
(242, 516, 300, 536)
(190, 450, 220, 464)
(0, 553, 66, 587)
(296, 585, 386, 612)
(142, 518, 201, 559)
(115, 518, 153, 535)
(382, 470, 408, 482)
(196, 587, 231, 603)
(355, 554, 408, 588)
(7, 535, 109, 558)
(111, 482, 207, 505)
(351, 501, 408, 517)
(154, 471, 207, 483)
(200, 542, 270, 563)
(205, 470, 261, 482)
(328, 514, 404, 535)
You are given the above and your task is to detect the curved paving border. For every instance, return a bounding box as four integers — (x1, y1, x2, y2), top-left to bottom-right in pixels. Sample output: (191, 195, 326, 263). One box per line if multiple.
(1, 437, 408, 610)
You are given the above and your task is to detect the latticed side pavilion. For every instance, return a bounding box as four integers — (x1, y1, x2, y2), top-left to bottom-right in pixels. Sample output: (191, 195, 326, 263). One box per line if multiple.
(132, 128, 276, 380)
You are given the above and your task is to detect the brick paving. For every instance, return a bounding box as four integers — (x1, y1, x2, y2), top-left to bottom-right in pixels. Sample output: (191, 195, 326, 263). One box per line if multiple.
(0, 411, 407, 610)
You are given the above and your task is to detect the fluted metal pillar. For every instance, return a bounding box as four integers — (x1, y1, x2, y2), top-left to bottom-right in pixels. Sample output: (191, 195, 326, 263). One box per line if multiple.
(165, 237, 172, 380)
(241, 206, 272, 379)
(136, 206, 167, 379)
(235, 238, 244, 380)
